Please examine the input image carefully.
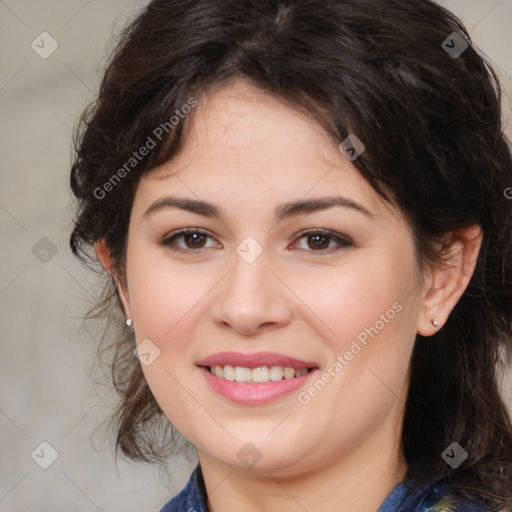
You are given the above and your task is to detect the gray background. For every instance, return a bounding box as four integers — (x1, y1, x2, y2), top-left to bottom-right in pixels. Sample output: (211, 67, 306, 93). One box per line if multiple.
(1, 1, 511, 510)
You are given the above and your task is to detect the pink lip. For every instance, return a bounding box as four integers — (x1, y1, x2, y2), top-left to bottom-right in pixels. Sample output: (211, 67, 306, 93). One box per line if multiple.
(196, 352, 320, 405)
(196, 351, 318, 370)
(200, 367, 319, 405)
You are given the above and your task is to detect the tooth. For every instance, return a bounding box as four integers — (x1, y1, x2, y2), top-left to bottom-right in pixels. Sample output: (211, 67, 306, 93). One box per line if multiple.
(252, 366, 270, 383)
(212, 364, 306, 382)
(269, 366, 284, 381)
(284, 366, 295, 379)
(234, 366, 252, 382)
(223, 365, 235, 381)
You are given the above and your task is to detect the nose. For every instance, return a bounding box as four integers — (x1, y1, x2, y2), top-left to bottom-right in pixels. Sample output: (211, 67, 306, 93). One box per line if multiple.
(210, 247, 293, 336)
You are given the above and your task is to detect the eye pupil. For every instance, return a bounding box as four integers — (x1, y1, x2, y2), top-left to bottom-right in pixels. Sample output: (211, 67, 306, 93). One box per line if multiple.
(186, 233, 206, 248)
(308, 234, 329, 250)
(162, 229, 349, 253)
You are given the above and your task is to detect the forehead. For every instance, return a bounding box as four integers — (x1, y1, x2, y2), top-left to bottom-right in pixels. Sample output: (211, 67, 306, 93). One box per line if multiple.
(135, 79, 398, 223)
(154, 80, 335, 173)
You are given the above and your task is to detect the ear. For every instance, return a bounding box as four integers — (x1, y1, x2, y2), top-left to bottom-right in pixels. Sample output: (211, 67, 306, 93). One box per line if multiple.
(417, 225, 483, 336)
(95, 239, 132, 319)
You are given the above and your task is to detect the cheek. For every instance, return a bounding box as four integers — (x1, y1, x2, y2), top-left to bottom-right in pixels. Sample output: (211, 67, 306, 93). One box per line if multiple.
(318, 252, 419, 411)
(126, 239, 201, 338)
(126, 252, 212, 434)
(288, 245, 420, 416)
(129, 283, 198, 370)
(125, 228, 422, 454)
(288, 247, 418, 355)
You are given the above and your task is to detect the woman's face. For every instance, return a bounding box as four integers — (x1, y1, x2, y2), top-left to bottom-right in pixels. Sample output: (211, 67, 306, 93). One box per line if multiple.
(121, 79, 428, 476)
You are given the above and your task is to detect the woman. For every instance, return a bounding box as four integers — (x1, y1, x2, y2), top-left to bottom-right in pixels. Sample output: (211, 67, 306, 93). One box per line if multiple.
(69, 0, 512, 510)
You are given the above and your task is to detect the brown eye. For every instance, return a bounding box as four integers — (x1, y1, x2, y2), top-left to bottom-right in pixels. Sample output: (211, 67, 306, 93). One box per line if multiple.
(182, 232, 208, 248)
(159, 228, 217, 252)
(294, 229, 353, 252)
(307, 234, 331, 250)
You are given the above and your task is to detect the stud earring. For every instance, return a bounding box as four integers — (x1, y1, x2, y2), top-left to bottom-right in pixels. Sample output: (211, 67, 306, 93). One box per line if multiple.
(432, 319, 439, 328)
(126, 318, 133, 327)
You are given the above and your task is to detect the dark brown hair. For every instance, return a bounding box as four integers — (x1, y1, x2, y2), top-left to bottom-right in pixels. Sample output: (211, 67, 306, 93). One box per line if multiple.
(69, 0, 512, 508)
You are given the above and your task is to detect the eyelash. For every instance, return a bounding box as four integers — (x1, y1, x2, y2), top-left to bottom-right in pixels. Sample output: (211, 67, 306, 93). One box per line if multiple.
(159, 228, 353, 253)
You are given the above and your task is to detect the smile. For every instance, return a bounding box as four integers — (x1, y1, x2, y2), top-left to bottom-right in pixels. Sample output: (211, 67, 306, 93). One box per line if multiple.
(207, 365, 312, 383)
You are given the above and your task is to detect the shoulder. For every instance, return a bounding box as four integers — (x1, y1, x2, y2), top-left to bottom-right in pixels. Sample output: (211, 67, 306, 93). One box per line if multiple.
(382, 477, 488, 512)
(158, 466, 489, 512)
(422, 500, 486, 512)
(415, 481, 488, 512)
(157, 464, 208, 512)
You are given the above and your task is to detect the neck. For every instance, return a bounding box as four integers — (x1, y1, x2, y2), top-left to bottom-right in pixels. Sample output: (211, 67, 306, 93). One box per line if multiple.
(198, 424, 408, 512)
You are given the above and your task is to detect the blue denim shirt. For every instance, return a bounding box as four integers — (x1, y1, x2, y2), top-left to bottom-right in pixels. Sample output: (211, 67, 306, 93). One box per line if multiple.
(158, 464, 487, 512)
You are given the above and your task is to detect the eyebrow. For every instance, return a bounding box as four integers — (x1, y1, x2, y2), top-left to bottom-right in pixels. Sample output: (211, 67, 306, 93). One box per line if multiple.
(143, 195, 375, 221)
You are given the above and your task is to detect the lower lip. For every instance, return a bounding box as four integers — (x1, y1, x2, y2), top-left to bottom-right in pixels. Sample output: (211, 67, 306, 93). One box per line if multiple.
(199, 367, 318, 405)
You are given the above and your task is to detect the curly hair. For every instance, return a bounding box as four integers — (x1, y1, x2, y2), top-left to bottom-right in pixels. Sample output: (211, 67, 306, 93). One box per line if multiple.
(69, 0, 512, 508)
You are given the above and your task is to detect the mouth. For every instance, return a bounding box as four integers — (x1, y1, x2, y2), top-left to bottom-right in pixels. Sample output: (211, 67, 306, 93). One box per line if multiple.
(196, 351, 319, 382)
(204, 364, 314, 383)
(196, 351, 320, 405)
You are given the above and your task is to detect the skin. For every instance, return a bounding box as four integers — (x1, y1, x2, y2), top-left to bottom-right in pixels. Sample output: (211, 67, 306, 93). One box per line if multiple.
(96, 78, 482, 512)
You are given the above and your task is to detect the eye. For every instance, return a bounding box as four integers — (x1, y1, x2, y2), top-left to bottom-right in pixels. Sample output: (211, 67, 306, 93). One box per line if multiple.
(159, 228, 353, 253)
(292, 229, 353, 252)
(159, 228, 218, 251)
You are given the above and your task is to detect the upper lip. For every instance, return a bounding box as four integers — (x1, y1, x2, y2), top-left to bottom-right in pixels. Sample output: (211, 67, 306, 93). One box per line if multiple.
(196, 351, 319, 370)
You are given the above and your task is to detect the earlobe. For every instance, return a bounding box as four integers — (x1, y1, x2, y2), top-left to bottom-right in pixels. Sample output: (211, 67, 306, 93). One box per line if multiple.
(95, 239, 115, 274)
(94, 239, 132, 319)
(116, 283, 132, 321)
(417, 225, 483, 336)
